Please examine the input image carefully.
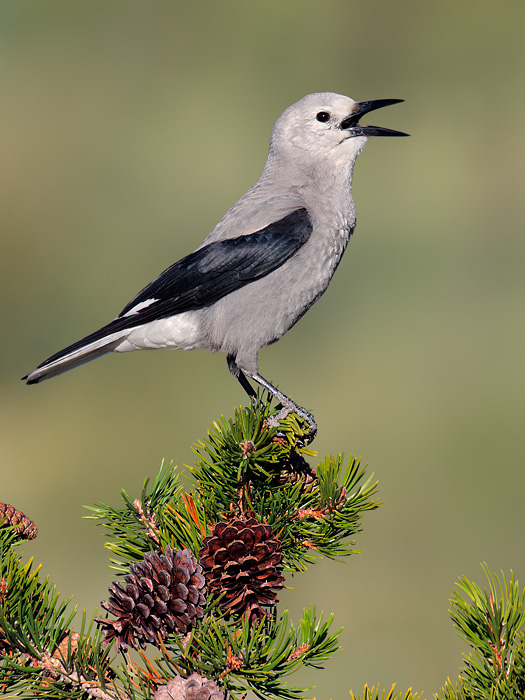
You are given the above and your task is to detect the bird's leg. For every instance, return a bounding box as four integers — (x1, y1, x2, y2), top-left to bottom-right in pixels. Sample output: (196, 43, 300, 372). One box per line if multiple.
(227, 354, 257, 401)
(227, 356, 317, 444)
(246, 371, 317, 445)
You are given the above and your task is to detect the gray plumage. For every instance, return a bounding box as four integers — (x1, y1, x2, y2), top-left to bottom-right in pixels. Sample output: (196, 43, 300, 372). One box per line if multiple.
(24, 92, 408, 440)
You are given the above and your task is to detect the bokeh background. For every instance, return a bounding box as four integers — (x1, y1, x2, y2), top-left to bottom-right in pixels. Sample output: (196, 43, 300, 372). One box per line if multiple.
(2, 1, 524, 697)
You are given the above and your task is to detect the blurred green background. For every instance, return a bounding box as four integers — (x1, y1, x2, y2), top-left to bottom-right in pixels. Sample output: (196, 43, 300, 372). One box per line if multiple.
(2, 0, 525, 697)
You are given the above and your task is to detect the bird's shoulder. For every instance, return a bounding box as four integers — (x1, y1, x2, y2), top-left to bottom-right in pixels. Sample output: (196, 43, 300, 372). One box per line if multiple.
(200, 184, 306, 246)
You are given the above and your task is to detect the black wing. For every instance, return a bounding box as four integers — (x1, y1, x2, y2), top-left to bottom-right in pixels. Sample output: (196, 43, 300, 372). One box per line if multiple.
(32, 208, 312, 370)
(118, 207, 312, 322)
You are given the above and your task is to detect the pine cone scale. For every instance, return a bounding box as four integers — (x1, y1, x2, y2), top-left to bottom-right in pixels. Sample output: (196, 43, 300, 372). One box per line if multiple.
(169, 598, 187, 613)
(213, 549, 230, 565)
(155, 600, 168, 615)
(237, 529, 255, 547)
(157, 584, 170, 601)
(175, 583, 189, 598)
(228, 541, 247, 558)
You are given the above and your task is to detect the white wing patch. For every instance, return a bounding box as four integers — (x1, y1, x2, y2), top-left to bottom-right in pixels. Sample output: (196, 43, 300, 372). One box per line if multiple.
(121, 298, 158, 317)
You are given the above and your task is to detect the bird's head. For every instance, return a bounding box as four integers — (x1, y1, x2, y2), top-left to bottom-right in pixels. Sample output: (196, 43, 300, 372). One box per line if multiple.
(268, 92, 408, 173)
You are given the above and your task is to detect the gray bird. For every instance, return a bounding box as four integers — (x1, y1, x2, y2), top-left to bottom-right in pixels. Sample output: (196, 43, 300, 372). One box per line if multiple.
(24, 92, 408, 441)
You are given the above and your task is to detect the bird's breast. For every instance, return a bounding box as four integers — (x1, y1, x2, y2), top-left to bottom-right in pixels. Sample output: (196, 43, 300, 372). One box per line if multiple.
(204, 215, 355, 366)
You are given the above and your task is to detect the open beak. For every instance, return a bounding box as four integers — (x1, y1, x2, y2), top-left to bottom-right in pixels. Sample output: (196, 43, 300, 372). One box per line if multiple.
(340, 98, 409, 137)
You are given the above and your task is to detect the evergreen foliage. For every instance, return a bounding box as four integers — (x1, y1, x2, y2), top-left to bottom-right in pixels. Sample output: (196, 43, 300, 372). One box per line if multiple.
(436, 566, 525, 700)
(1, 400, 524, 699)
(0, 400, 377, 699)
(0, 527, 113, 697)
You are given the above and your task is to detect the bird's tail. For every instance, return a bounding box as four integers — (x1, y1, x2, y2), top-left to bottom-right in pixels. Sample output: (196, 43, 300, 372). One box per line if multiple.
(23, 324, 131, 384)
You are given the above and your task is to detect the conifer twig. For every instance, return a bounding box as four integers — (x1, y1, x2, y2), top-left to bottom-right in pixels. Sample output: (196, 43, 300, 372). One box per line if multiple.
(134, 498, 161, 546)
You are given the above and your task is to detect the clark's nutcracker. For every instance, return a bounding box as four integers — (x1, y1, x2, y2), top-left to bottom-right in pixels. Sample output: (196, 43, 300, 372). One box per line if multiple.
(24, 92, 407, 440)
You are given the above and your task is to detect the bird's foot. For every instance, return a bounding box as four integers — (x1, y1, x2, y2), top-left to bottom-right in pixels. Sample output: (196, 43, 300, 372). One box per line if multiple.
(266, 402, 317, 446)
(227, 359, 317, 445)
(294, 406, 317, 446)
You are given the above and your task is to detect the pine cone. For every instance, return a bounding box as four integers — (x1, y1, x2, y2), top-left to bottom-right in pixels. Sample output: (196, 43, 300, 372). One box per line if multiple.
(154, 672, 229, 700)
(0, 502, 37, 540)
(96, 547, 206, 649)
(199, 517, 284, 622)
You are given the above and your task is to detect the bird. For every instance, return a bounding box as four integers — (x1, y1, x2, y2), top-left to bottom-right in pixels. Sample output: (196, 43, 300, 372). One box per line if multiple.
(23, 92, 408, 442)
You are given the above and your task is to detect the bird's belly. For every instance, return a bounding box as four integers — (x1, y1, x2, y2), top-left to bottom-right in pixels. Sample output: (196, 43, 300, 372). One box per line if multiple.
(114, 312, 200, 352)
(207, 231, 349, 372)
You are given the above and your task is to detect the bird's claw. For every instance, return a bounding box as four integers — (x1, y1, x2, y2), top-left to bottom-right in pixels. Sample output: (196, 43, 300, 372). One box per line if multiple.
(265, 414, 281, 429)
(301, 423, 317, 446)
(266, 404, 317, 446)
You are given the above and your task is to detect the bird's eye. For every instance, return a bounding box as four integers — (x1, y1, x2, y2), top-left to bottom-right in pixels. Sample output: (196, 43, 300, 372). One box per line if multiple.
(316, 111, 330, 123)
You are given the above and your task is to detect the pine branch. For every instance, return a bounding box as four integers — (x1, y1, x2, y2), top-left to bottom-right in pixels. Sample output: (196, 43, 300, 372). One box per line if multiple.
(86, 465, 187, 575)
(131, 608, 340, 700)
(7, 400, 525, 699)
(435, 565, 525, 699)
(88, 399, 378, 698)
(3, 400, 380, 699)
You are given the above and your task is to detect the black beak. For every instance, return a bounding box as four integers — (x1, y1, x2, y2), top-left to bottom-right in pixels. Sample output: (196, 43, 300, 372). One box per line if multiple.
(340, 98, 409, 137)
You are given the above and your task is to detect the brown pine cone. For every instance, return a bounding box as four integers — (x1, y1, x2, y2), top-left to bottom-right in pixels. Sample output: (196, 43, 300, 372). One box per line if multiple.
(0, 502, 37, 540)
(199, 517, 284, 622)
(154, 672, 229, 700)
(96, 547, 206, 649)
